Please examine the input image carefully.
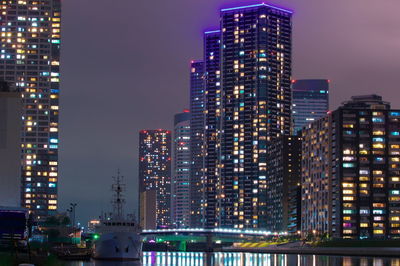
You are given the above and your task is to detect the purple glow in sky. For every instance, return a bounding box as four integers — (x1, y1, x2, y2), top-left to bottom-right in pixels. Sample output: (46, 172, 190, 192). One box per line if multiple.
(60, 0, 400, 225)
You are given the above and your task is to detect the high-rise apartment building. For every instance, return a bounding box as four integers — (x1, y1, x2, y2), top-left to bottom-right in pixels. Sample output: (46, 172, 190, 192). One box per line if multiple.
(266, 136, 301, 232)
(217, 3, 292, 229)
(0, 0, 62, 219)
(292, 79, 329, 134)
(203, 30, 221, 229)
(172, 111, 191, 228)
(301, 115, 332, 236)
(0, 81, 21, 207)
(139, 130, 171, 229)
(189, 60, 205, 228)
(302, 95, 400, 239)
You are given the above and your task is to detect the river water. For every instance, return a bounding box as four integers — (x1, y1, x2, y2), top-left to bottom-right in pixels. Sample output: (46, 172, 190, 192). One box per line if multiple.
(64, 252, 400, 266)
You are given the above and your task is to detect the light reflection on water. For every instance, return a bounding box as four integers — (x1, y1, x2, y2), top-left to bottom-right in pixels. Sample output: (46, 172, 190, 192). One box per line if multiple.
(65, 252, 400, 266)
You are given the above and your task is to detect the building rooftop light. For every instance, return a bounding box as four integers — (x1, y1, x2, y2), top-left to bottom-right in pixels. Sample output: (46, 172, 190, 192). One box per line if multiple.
(221, 3, 293, 14)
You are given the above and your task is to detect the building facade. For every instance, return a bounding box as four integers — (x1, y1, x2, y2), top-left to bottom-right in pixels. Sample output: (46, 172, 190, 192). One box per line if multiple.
(203, 30, 221, 229)
(139, 130, 171, 229)
(172, 111, 191, 228)
(189, 60, 205, 228)
(217, 3, 292, 229)
(292, 79, 329, 134)
(0, 81, 21, 207)
(139, 190, 157, 230)
(301, 115, 332, 236)
(0, 0, 61, 219)
(266, 136, 301, 232)
(302, 95, 400, 239)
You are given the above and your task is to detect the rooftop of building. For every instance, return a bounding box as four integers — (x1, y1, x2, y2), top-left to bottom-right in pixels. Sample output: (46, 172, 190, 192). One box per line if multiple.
(204, 30, 220, 35)
(341, 94, 391, 110)
(174, 111, 191, 125)
(221, 3, 293, 14)
(140, 129, 171, 134)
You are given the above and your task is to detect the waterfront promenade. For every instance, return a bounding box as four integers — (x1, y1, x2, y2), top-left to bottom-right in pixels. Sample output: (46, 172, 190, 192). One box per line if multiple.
(224, 242, 400, 257)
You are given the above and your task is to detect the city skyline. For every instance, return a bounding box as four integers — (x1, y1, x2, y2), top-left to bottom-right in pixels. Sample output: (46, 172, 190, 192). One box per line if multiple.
(58, 0, 400, 225)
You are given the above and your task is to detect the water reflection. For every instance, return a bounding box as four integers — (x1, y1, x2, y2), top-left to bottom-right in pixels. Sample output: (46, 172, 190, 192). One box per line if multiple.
(65, 252, 400, 266)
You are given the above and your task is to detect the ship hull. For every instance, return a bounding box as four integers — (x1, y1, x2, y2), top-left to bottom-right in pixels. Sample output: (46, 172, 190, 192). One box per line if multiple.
(93, 231, 142, 261)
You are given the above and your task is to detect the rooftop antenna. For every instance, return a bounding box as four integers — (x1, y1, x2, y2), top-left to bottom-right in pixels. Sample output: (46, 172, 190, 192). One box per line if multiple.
(111, 169, 126, 219)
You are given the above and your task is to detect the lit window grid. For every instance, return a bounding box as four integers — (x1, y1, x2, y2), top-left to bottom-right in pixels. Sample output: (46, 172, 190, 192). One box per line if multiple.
(217, 5, 292, 229)
(0, 0, 61, 219)
(301, 108, 400, 239)
(172, 119, 191, 228)
(139, 130, 172, 228)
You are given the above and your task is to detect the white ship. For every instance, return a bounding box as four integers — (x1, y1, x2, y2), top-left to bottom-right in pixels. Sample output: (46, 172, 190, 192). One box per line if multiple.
(93, 171, 142, 261)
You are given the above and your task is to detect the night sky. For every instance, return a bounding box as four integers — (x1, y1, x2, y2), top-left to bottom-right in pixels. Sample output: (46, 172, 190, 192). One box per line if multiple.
(59, 0, 400, 226)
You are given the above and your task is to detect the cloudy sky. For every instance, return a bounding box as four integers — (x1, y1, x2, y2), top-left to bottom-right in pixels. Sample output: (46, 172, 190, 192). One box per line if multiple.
(59, 0, 400, 225)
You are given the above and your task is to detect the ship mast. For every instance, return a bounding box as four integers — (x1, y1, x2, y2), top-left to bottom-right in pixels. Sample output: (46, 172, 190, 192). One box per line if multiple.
(111, 169, 126, 219)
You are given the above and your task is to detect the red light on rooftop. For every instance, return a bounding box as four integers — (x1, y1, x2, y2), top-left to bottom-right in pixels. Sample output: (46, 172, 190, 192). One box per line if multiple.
(140, 130, 147, 134)
(183, 109, 190, 113)
(291, 80, 296, 83)
(327, 79, 331, 83)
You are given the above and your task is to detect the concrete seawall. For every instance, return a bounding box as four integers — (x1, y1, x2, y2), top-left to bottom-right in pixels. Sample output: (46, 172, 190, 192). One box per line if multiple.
(223, 247, 400, 258)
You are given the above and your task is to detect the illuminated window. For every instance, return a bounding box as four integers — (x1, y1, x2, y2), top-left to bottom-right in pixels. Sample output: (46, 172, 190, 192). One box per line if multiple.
(373, 143, 385, 149)
(373, 130, 385, 135)
(372, 117, 384, 123)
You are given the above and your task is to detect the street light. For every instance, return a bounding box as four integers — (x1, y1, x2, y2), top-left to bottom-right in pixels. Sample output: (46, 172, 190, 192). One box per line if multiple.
(66, 207, 72, 226)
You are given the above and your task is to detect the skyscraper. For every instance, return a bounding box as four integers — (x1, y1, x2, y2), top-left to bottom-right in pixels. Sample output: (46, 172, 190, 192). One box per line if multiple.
(0, 81, 21, 207)
(217, 3, 292, 229)
(139, 130, 171, 229)
(189, 60, 205, 228)
(292, 79, 329, 134)
(0, 0, 62, 219)
(203, 30, 221, 229)
(172, 110, 191, 228)
(302, 95, 400, 239)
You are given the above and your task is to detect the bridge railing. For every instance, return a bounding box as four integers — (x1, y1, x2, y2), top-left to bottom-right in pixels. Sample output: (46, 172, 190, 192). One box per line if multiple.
(141, 228, 289, 236)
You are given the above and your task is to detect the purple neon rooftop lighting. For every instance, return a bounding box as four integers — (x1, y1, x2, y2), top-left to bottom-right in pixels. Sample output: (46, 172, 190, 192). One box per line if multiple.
(204, 30, 221, 35)
(221, 3, 293, 14)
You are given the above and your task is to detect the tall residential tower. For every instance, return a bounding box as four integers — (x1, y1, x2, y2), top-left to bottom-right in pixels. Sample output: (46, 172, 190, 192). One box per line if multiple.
(0, 0, 62, 219)
(217, 3, 292, 229)
(203, 30, 221, 229)
(139, 130, 172, 229)
(172, 111, 191, 228)
(189, 60, 205, 228)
